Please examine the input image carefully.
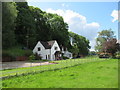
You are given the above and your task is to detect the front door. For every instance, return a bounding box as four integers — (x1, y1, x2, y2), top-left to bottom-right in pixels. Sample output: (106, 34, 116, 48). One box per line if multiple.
(48, 55, 50, 60)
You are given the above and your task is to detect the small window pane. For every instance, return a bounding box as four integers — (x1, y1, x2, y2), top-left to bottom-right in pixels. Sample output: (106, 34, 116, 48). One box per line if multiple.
(38, 47, 41, 51)
(55, 47, 57, 50)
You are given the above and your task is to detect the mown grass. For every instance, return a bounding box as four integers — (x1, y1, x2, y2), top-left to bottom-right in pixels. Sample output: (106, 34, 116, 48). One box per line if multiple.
(1, 56, 108, 77)
(2, 58, 118, 88)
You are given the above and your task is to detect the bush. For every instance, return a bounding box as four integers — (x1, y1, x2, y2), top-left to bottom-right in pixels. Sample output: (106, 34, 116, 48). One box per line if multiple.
(115, 51, 120, 59)
(62, 56, 69, 60)
(2, 51, 15, 61)
(115, 55, 120, 59)
(49, 61, 58, 64)
(2, 46, 34, 62)
(2, 51, 11, 57)
(29, 54, 35, 62)
(34, 53, 42, 60)
(41, 59, 49, 62)
(3, 46, 33, 57)
(24, 50, 32, 57)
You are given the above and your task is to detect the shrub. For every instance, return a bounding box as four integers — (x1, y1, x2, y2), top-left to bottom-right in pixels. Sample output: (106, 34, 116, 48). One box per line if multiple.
(116, 55, 120, 59)
(24, 50, 32, 57)
(2, 46, 33, 61)
(115, 51, 120, 59)
(2, 51, 11, 57)
(42, 59, 49, 62)
(62, 56, 69, 60)
(49, 61, 58, 63)
(34, 53, 42, 60)
(29, 54, 35, 62)
(2, 51, 15, 61)
(3, 46, 33, 57)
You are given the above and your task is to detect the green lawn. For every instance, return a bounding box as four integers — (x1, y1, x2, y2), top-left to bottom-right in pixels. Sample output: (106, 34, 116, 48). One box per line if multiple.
(2, 57, 118, 88)
(1, 56, 108, 77)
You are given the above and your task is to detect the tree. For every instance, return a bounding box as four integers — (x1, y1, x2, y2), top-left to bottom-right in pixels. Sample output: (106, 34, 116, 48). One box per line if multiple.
(69, 32, 90, 56)
(2, 2, 18, 49)
(95, 29, 115, 52)
(43, 13, 70, 47)
(15, 2, 36, 49)
(15, 3, 70, 49)
(29, 7, 52, 42)
(102, 38, 117, 56)
(69, 43, 79, 57)
(2, 1, 90, 55)
(116, 43, 120, 51)
(98, 29, 114, 39)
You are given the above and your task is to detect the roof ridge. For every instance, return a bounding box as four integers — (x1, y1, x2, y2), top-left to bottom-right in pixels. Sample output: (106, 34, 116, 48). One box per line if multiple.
(39, 40, 56, 49)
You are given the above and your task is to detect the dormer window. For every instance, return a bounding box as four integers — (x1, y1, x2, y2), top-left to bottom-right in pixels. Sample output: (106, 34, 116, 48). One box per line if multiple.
(55, 47, 57, 50)
(38, 47, 41, 51)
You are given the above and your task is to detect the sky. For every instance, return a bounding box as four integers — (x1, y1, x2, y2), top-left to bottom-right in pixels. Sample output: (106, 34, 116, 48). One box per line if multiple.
(28, 2, 119, 51)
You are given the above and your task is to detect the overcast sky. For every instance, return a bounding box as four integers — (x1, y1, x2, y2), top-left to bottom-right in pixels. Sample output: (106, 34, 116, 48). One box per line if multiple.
(28, 2, 118, 51)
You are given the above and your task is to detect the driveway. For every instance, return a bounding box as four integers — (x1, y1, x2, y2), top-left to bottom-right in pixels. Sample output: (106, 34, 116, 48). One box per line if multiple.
(2, 61, 55, 70)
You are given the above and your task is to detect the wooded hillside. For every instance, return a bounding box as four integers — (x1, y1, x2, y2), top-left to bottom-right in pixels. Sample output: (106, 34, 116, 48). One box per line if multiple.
(2, 2, 90, 56)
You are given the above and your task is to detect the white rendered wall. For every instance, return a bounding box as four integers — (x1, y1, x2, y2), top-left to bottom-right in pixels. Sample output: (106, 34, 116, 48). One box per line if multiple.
(33, 41, 50, 60)
(50, 41, 61, 61)
(63, 51, 73, 59)
(33, 41, 61, 61)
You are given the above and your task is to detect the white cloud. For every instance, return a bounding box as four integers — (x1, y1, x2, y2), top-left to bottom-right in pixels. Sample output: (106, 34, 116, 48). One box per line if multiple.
(62, 3, 65, 7)
(111, 10, 120, 22)
(61, 3, 69, 7)
(46, 8, 100, 50)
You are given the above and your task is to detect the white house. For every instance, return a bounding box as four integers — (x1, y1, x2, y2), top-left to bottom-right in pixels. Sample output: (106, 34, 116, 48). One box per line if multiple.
(61, 47, 73, 59)
(63, 51, 73, 59)
(33, 40, 61, 61)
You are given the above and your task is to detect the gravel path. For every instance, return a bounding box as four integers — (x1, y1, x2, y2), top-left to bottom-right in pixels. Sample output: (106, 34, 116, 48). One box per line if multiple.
(1, 61, 54, 70)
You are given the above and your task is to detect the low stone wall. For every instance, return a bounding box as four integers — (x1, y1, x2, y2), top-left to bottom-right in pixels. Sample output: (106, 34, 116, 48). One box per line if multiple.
(16, 56, 28, 61)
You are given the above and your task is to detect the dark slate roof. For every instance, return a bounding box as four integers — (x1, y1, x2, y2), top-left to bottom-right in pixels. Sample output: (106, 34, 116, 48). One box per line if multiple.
(40, 40, 56, 49)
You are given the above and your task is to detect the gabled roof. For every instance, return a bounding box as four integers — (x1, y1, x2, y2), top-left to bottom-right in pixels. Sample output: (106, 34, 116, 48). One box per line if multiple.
(40, 40, 56, 49)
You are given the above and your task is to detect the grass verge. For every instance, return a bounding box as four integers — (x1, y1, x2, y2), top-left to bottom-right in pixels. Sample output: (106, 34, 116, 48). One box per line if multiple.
(2, 58, 118, 88)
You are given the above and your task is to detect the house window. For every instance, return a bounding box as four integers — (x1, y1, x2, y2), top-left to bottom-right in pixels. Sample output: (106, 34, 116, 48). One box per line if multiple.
(69, 54, 71, 57)
(55, 47, 57, 50)
(38, 47, 41, 51)
(46, 55, 47, 59)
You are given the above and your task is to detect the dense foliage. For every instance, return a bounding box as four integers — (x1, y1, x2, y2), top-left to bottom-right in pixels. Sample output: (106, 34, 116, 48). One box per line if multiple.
(95, 29, 115, 52)
(15, 2, 36, 49)
(102, 38, 117, 56)
(69, 32, 90, 56)
(2, 2, 90, 56)
(2, 2, 17, 49)
(95, 29, 120, 56)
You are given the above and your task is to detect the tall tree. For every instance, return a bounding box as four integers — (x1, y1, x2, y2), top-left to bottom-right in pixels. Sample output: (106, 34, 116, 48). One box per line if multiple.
(95, 29, 115, 52)
(69, 32, 90, 56)
(116, 42, 120, 51)
(2, 2, 17, 49)
(15, 2, 36, 49)
(102, 38, 117, 56)
(29, 7, 52, 42)
(44, 13, 70, 47)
